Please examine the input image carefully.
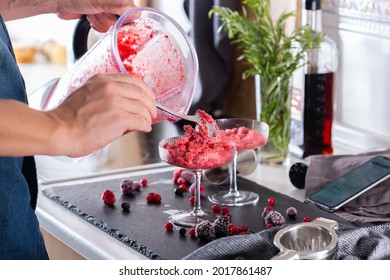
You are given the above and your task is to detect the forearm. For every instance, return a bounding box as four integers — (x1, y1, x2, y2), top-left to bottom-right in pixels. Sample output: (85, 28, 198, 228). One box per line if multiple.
(0, 99, 66, 156)
(0, 0, 57, 20)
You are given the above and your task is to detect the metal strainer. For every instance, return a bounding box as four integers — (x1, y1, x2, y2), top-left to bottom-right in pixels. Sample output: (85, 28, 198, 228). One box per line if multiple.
(272, 217, 339, 260)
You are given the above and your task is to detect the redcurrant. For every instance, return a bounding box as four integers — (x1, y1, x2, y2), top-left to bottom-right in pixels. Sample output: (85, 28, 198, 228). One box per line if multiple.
(267, 197, 275, 205)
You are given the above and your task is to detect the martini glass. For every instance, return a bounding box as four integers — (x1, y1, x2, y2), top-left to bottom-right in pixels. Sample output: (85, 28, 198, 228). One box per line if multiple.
(159, 136, 235, 227)
(208, 119, 269, 206)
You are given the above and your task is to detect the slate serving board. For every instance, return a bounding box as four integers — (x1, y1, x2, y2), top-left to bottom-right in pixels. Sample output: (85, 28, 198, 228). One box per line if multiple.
(42, 168, 350, 260)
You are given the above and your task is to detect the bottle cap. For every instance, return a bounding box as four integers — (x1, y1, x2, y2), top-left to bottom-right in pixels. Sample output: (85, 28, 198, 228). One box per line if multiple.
(305, 0, 321, 10)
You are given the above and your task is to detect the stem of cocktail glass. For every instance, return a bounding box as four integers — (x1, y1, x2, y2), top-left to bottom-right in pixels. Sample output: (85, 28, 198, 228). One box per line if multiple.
(192, 170, 204, 215)
(228, 151, 240, 196)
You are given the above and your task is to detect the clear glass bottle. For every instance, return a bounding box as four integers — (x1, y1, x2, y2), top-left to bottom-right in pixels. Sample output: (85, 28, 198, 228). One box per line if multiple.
(290, 0, 338, 158)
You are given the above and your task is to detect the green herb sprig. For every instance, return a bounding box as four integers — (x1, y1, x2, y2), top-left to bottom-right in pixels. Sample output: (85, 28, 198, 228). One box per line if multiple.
(210, 0, 323, 160)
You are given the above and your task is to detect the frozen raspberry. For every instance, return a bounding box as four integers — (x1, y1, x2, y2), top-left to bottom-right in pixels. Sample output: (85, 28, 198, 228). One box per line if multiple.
(262, 206, 273, 219)
(177, 177, 186, 185)
(140, 178, 148, 186)
(120, 179, 135, 195)
(165, 222, 174, 231)
(286, 207, 298, 218)
(221, 207, 229, 215)
(213, 215, 230, 238)
(189, 228, 196, 237)
(211, 204, 221, 214)
(179, 227, 187, 236)
(173, 168, 184, 184)
(121, 201, 130, 211)
(268, 197, 275, 205)
(264, 210, 286, 227)
(101, 189, 116, 206)
(189, 183, 205, 196)
(174, 187, 184, 196)
(180, 171, 194, 184)
(195, 220, 215, 242)
(303, 217, 311, 222)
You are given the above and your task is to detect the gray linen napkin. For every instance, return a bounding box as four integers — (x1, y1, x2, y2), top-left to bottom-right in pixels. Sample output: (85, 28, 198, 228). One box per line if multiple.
(183, 223, 390, 260)
(304, 149, 390, 224)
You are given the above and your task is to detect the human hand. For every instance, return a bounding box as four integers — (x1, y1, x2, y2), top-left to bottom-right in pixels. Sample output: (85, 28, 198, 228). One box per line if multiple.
(48, 74, 157, 158)
(56, 0, 137, 32)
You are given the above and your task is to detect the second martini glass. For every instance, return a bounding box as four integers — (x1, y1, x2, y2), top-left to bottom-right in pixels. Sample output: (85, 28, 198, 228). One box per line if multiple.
(159, 136, 235, 227)
(208, 119, 269, 206)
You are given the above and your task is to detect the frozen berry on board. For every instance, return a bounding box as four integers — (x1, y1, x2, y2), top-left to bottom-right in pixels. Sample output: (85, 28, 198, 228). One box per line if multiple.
(195, 220, 215, 242)
(120, 179, 135, 195)
(211, 204, 221, 214)
(267, 197, 275, 205)
(165, 222, 174, 231)
(140, 178, 148, 186)
(286, 207, 298, 218)
(101, 189, 116, 206)
(121, 201, 131, 211)
(213, 215, 230, 237)
(264, 210, 286, 227)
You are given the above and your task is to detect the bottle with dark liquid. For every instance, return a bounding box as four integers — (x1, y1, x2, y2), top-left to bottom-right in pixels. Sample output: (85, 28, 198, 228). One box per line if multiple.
(290, 0, 338, 158)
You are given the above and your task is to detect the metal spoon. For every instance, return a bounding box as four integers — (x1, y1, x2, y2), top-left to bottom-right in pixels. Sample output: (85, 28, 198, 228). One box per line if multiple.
(156, 102, 217, 136)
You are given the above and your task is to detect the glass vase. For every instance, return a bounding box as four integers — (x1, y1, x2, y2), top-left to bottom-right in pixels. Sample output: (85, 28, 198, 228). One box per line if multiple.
(255, 74, 292, 165)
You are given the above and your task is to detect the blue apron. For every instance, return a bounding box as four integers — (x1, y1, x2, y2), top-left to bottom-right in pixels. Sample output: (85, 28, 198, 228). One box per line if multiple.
(0, 14, 49, 259)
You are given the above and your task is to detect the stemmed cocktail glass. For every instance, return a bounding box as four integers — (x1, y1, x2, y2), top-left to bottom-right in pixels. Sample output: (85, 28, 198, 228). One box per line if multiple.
(159, 136, 235, 227)
(208, 119, 269, 206)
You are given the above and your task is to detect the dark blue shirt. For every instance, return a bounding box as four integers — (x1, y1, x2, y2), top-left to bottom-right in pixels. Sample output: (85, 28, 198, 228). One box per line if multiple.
(0, 14, 48, 259)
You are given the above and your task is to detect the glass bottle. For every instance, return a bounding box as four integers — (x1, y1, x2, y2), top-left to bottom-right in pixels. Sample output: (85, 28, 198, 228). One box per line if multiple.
(290, 0, 338, 158)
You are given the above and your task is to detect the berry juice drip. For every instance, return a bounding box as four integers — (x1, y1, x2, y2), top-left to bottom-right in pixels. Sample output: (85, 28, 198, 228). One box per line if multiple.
(303, 72, 334, 158)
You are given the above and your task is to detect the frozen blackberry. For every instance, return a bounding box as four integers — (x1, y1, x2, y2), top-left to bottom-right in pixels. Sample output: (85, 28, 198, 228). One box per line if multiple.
(133, 181, 141, 191)
(120, 179, 135, 195)
(213, 215, 229, 238)
(286, 207, 297, 218)
(121, 201, 131, 211)
(264, 210, 286, 226)
(195, 220, 215, 242)
(262, 206, 273, 219)
(174, 187, 184, 196)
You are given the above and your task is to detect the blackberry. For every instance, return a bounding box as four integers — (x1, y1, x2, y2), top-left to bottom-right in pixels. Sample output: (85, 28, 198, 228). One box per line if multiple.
(213, 215, 229, 238)
(264, 210, 286, 226)
(120, 179, 135, 195)
(286, 207, 298, 218)
(121, 201, 131, 211)
(195, 220, 215, 242)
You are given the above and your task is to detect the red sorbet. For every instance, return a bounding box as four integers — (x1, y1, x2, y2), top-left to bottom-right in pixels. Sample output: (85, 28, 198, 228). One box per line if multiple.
(219, 127, 266, 150)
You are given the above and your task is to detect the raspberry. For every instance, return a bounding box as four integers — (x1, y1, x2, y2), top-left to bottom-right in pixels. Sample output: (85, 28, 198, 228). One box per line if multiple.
(213, 215, 230, 238)
(101, 189, 116, 206)
(120, 179, 135, 195)
(221, 207, 229, 215)
(165, 222, 174, 231)
(264, 210, 286, 227)
(268, 197, 275, 205)
(189, 183, 205, 196)
(177, 177, 186, 185)
(121, 201, 130, 211)
(140, 178, 148, 186)
(173, 168, 184, 184)
(286, 207, 298, 218)
(229, 225, 240, 235)
(195, 220, 215, 242)
(266, 223, 274, 229)
(240, 225, 248, 233)
(179, 227, 187, 236)
(303, 217, 311, 222)
(152, 193, 161, 203)
(179, 184, 187, 191)
(180, 171, 194, 184)
(211, 205, 221, 214)
(189, 228, 196, 237)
